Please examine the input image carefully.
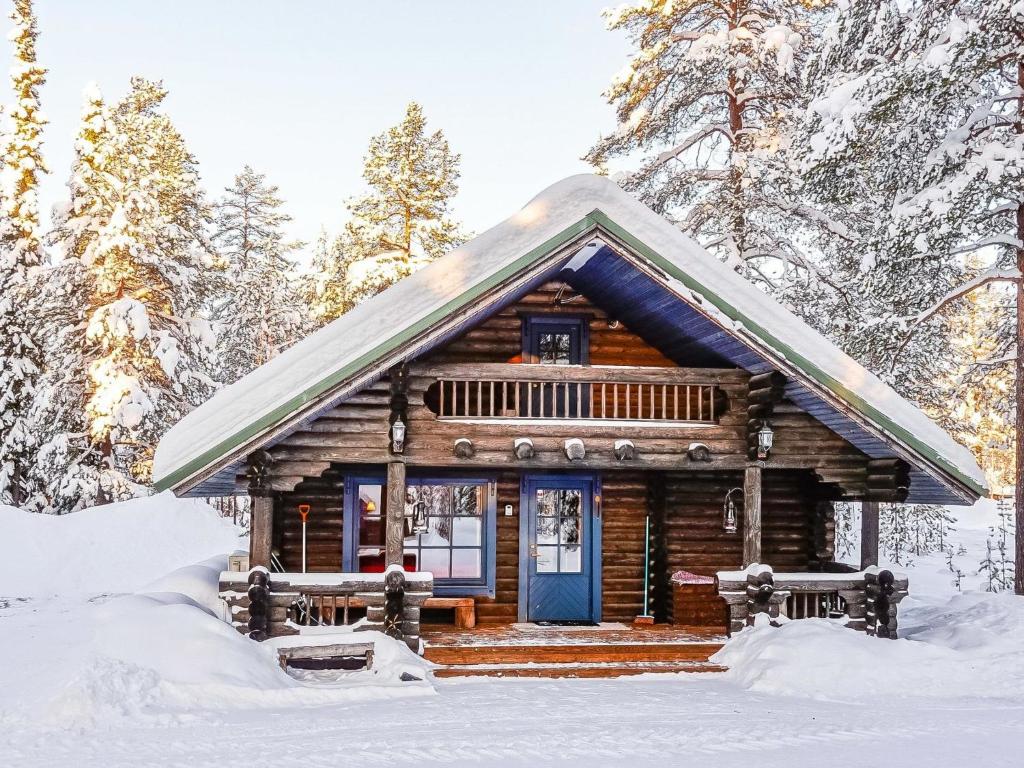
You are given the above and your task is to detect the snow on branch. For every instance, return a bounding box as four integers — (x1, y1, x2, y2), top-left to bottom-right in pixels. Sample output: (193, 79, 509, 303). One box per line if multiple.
(651, 124, 733, 169)
(914, 268, 1021, 325)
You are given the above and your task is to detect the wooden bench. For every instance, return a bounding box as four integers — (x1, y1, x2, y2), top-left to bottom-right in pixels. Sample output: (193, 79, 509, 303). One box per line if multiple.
(277, 642, 374, 671)
(337, 595, 476, 629)
(424, 597, 476, 629)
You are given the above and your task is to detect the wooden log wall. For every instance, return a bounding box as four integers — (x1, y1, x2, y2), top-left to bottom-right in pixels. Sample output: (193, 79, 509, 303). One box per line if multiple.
(661, 469, 823, 579)
(275, 468, 346, 572)
(427, 280, 679, 367)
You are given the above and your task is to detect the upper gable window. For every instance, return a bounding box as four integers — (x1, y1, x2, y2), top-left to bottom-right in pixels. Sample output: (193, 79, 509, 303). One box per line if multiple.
(522, 315, 588, 365)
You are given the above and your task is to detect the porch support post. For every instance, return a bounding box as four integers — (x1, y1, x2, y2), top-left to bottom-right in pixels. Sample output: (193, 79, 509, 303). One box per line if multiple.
(385, 460, 407, 567)
(246, 450, 275, 569)
(743, 465, 763, 566)
(647, 473, 670, 622)
(860, 501, 880, 569)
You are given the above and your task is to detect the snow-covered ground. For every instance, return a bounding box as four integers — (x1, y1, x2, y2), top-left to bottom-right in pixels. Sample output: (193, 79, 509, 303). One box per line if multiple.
(1, 494, 1022, 767)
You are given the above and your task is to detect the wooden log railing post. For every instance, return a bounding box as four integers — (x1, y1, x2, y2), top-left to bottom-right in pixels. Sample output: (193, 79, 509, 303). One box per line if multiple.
(743, 465, 763, 567)
(384, 567, 406, 641)
(864, 568, 908, 638)
(385, 460, 407, 567)
(246, 450, 275, 569)
(860, 500, 880, 569)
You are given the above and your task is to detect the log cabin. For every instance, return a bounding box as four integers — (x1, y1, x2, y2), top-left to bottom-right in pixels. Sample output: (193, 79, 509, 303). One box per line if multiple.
(153, 175, 986, 677)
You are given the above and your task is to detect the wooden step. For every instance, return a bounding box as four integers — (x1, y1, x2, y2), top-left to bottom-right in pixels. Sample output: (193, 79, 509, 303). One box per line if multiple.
(433, 661, 727, 679)
(423, 642, 723, 666)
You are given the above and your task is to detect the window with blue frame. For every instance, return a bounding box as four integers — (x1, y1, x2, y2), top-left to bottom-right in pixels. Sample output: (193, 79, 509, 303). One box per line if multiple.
(344, 476, 496, 596)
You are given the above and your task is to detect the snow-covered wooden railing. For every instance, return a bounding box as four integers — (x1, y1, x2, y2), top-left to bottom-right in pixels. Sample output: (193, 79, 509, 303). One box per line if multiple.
(716, 565, 908, 637)
(219, 568, 433, 652)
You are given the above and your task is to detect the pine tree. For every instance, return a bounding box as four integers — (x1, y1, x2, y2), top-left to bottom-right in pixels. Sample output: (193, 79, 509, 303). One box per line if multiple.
(305, 227, 354, 327)
(0, 0, 46, 506)
(43, 79, 219, 498)
(212, 165, 305, 384)
(23, 88, 129, 511)
(344, 102, 465, 302)
(800, 0, 1023, 592)
(586, 0, 848, 293)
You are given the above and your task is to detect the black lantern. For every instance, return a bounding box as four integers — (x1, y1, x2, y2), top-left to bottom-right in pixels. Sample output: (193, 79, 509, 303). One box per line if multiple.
(756, 421, 774, 460)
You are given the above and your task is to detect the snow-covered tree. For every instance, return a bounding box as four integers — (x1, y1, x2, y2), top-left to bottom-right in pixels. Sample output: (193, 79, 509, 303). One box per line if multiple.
(0, 0, 46, 506)
(800, 0, 1024, 591)
(212, 165, 305, 384)
(344, 102, 465, 302)
(43, 79, 219, 498)
(586, 0, 846, 292)
(304, 227, 354, 327)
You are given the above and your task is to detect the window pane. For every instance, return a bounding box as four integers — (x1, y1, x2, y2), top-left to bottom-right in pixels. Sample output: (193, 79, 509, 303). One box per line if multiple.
(419, 549, 451, 578)
(536, 546, 557, 573)
(452, 516, 481, 546)
(536, 516, 558, 546)
(560, 515, 580, 545)
(451, 549, 481, 579)
(419, 517, 452, 547)
(556, 490, 581, 517)
(358, 484, 384, 548)
(560, 545, 582, 573)
(535, 489, 559, 516)
(539, 332, 572, 365)
(452, 485, 481, 516)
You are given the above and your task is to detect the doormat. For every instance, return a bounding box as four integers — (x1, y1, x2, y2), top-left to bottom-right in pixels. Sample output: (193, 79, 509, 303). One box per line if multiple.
(511, 622, 626, 632)
(533, 620, 599, 627)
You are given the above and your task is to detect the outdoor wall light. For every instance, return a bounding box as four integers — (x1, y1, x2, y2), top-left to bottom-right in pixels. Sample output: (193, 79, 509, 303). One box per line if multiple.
(390, 416, 406, 454)
(757, 421, 774, 460)
(723, 488, 742, 534)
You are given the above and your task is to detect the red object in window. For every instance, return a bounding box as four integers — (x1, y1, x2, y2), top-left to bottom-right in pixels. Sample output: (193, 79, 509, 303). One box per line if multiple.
(358, 553, 417, 573)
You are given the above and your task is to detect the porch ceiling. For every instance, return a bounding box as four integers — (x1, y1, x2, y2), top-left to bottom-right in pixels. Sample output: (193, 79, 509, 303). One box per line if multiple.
(566, 244, 964, 504)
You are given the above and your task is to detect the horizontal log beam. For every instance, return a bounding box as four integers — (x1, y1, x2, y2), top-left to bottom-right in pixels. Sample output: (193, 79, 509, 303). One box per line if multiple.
(411, 362, 749, 385)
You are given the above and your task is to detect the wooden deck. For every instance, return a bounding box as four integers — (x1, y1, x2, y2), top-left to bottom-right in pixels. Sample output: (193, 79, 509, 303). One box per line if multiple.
(422, 623, 727, 678)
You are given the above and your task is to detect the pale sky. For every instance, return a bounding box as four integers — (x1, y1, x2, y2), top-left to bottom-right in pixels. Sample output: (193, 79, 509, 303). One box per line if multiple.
(34, 1, 631, 252)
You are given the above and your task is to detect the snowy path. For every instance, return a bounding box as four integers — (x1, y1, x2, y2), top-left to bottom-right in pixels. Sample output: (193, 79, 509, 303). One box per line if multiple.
(4, 674, 1022, 767)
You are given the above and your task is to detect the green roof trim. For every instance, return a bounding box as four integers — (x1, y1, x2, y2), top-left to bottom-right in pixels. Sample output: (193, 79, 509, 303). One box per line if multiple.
(153, 215, 598, 492)
(157, 205, 983, 500)
(589, 210, 985, 498)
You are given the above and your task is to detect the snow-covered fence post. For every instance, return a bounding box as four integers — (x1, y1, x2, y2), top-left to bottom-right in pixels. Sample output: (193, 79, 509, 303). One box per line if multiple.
(745, 567, 785, 626)
(865, 568, 908, 638)
(246, 568, 270, 642)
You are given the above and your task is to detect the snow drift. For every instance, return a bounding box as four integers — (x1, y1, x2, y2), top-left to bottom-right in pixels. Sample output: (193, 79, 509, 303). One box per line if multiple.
(0, 491, 243, 598)
(714, 592, 1024, 702)
(0, 494, 433, 729)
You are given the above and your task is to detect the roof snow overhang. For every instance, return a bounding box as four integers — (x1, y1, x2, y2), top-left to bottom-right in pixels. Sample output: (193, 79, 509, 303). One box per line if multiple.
(152, 175, 987, 503)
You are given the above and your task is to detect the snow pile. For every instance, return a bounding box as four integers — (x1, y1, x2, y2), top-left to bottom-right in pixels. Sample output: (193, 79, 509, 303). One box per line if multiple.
(12, 558, 434, 728)
(713, 592, 1024, 702)
(0, 492, 243, 598)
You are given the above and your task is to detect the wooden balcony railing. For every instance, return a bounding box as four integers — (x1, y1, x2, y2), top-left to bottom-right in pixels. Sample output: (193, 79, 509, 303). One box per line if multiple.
(415, 364, 742, 424)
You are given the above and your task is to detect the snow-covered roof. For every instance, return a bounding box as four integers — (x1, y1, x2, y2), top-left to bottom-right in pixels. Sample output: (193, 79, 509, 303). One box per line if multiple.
(152, 174, 986, 499)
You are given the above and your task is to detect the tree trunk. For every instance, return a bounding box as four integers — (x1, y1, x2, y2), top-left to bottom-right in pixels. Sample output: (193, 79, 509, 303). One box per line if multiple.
(1015, 60, 1024, 597)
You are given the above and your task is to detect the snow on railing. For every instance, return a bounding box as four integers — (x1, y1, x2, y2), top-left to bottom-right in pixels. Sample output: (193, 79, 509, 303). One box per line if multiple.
(715, 565, 908, 637)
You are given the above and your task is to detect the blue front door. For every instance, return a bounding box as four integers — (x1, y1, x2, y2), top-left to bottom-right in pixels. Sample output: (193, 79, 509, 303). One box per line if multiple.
(522, 475, 600, 622)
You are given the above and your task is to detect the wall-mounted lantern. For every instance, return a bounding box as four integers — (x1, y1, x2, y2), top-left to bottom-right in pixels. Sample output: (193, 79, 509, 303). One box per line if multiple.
(390, 416, 407, 454)
(723, 488, 742, 534)
(756, 421, 774, 460)
(411, 499, 428, 535)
